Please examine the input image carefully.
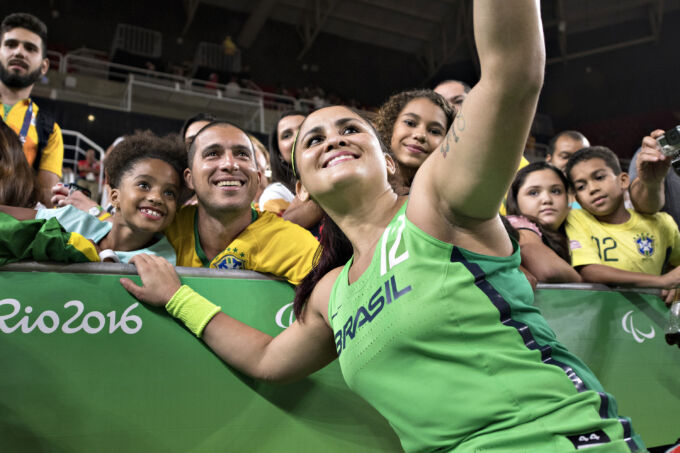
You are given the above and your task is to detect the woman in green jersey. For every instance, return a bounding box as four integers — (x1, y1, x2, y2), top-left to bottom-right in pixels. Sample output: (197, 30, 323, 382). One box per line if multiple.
(121, 1, 644, 451)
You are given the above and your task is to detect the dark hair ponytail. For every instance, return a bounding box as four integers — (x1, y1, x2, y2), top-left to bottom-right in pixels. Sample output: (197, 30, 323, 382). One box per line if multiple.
(293, 214, 353, 319)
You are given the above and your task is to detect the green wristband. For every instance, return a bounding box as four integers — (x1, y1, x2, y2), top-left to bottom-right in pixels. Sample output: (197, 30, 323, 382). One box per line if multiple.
(165, 285, 221, 338)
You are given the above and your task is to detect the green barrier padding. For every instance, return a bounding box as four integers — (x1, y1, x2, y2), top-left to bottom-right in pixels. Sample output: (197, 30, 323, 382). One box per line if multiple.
(534, 288, 680, 449)
(0, 271, 678, 451)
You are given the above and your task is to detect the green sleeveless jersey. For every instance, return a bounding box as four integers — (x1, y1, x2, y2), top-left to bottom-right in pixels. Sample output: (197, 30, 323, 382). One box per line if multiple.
(328, 201, 644, 453)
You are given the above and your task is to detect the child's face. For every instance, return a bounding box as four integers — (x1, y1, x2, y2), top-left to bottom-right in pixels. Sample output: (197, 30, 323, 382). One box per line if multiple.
(390, 98, 448, 170)
(569, 158, 629, 218)
(516, 168, 569, 230)
(110, 158, 180, 234)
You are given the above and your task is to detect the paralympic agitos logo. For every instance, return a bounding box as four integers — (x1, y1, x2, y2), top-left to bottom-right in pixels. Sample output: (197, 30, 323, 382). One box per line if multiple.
(621, 310, 655, 343)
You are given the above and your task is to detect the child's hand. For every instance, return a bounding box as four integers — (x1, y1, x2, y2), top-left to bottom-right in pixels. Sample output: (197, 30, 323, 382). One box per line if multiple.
(661, 288, 679, 306)
(636, 129, 671, 185)
(120, 254, 181, 306)
(660, 266, 680, 293)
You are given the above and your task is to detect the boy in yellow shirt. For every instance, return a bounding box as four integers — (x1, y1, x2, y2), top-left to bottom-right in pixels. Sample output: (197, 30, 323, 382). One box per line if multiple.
(565, 146, 680, 302)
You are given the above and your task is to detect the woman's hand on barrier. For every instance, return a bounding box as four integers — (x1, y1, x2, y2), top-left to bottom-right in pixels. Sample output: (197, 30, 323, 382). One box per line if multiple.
(120, 254, 181, 306)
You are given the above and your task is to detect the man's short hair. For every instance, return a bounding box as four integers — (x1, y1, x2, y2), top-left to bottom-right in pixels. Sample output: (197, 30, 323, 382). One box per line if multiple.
(547, 130, 589, 156)
(565, 146, 623, 185)
(435, 79, 471, 94)
(1, 13, 48, 57)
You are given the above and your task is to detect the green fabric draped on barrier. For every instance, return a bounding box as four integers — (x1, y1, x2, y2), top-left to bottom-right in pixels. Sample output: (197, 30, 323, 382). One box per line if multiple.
(0, 268, 678, 452)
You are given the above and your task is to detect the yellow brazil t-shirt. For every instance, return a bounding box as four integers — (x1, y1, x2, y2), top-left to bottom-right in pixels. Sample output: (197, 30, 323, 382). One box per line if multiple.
(566, 208, 680, 274)
(2, 99, 63, 176)
(164, 205, 319, 285)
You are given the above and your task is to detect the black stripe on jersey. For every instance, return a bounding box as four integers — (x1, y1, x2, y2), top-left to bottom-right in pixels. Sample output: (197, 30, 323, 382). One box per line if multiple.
(450, 246, 638, 452)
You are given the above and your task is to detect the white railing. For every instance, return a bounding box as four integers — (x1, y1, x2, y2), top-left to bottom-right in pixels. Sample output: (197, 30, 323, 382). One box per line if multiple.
(60, 129, 105, 196)
(111, 24, 162, 58)
(45, 50, 328, 132)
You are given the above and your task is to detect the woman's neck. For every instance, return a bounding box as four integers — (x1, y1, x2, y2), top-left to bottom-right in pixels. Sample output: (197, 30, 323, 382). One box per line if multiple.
(325, 187, 404, 264)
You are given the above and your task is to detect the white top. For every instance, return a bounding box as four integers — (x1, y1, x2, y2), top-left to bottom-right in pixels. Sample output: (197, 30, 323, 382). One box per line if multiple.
(258, 182, 295, 207)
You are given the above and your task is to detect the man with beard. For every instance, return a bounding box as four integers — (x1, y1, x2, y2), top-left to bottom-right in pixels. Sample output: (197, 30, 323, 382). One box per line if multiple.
(0, 13, 63, 207)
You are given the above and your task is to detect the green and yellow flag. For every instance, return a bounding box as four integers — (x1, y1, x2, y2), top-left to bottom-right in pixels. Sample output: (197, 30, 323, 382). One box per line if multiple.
(0, 212, 99, 265)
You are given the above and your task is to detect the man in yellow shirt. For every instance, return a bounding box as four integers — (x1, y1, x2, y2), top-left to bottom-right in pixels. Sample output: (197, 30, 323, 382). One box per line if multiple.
(165, 121, 318, 285)
(0, 13, 63, 207)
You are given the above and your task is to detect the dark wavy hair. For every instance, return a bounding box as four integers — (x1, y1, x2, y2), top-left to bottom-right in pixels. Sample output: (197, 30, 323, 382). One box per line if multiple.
(506, 161, 571, 261)
(105, 131, 187, 190)
(1, 13, 48, 57)
(374, 89, 455, 152)
(0, 121, 37, 207)
(292, 106, 393, 319)
(269, 110, 306, 193)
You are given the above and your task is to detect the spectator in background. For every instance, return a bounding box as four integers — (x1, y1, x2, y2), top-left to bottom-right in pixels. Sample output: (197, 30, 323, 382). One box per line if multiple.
(222, 36, 238, 55)
(77, 148, 101, 202)
(0, 12, 63, 207)
(628, 128, 680, 226)
(180, 113, 217, 206)
(0, 120, 37, 207)
(248, 134, 270, 205)
(506, 162, 581, 282)
(260, 110, 325, 233)
(434, 79, 470, 110)
(181, 112, 217, 145)
(375, 89, 454, 189)
(565, 146, 680, 303)
(259, 111, 304, 214)
(225, 75, 240, 98)
(206, 73, 219, 90)
(546, 130, 590, 173)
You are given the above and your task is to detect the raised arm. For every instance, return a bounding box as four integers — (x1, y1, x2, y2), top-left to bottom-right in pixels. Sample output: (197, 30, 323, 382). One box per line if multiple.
(629, 130, 669, 214)
(121, 254, 338, 383)
(412, 0, 544, 223)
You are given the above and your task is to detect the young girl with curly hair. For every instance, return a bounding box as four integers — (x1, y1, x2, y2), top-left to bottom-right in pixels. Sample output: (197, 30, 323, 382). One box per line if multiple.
(375, 89, 454, 188)
(1, 131, 186, 263)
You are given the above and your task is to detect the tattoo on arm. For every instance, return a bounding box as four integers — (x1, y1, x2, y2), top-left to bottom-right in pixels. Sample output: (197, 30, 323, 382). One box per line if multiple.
(440, 111, 466, 158)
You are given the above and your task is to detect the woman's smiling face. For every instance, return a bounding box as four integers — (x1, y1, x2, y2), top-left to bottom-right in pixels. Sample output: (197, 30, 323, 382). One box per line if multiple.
(295, 106, 390, 197)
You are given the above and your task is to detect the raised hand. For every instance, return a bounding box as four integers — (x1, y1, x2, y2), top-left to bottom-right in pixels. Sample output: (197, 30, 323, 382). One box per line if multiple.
(637, 129, 671, 185)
